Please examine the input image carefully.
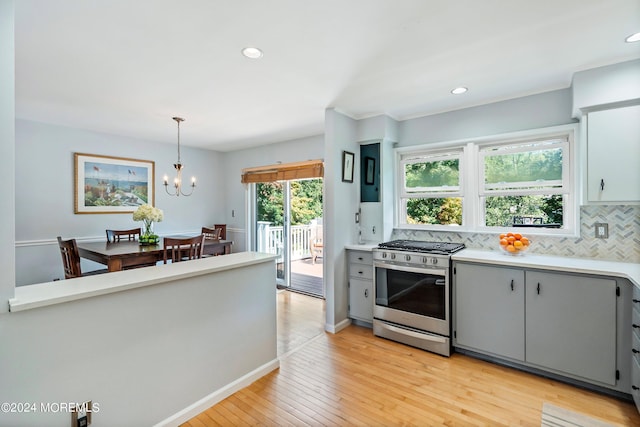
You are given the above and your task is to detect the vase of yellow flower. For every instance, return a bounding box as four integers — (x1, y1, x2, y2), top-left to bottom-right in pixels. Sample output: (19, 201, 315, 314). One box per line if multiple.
(133, 204, 163, 245)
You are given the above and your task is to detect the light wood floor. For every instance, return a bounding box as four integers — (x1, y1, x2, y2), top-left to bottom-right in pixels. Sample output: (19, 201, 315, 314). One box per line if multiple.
(182, 293, 640, 426)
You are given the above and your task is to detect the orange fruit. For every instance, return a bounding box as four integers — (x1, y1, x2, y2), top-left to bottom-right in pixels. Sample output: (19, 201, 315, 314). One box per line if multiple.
(521, 237, 530, 246)
(507, 236, 515, 243)
(514, 233, 522, 240)
(506, 245, 516, 252)
(514, 240, 523, 248)
(507, 232, 514, 237)
(499, 233, 507, 239)
(500, 238, 508, 246)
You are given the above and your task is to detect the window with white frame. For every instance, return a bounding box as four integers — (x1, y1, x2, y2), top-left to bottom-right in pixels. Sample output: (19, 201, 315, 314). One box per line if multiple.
(479, 137, 569, 229)
(397, 127, 576, 234)
(399, 148, 464, 226)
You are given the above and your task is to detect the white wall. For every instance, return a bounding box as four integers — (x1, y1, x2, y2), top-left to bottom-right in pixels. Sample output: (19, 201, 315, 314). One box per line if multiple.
(220, 134, 324, 252)
(399, 88, 576, 146)
(572, 59, 640, 116)
(324, 109, 360, 331)
(0, 0, 15, 311)
(15, 119, 225, 285)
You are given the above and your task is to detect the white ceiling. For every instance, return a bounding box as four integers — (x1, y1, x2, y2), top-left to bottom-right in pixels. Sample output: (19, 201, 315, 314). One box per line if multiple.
(15, 0, 640, 152)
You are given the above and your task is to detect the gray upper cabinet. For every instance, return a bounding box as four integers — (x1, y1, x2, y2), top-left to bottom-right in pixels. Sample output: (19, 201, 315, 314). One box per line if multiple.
(587, 105, 640, 203)
(360, 143, 380, 203)
(455, 263, 525, 361)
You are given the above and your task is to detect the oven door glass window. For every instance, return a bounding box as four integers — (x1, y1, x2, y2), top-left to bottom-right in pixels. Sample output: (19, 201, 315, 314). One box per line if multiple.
(375, 267, 446, 320)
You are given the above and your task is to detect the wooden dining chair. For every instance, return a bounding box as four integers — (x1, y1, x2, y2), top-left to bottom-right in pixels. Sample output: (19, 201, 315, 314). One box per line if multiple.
(202, 226, 222, 241)
(57, 236, 108, 279)
(163, 235, 205, 264)
(106, 228, 141, 242)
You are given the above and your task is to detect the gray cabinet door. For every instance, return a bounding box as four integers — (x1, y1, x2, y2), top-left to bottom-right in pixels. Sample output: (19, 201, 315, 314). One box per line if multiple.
(525, 271, 616, 385)
(349, 277, 373, 322)
(455, 263, 525, 361)
(587, 105, 640, 202)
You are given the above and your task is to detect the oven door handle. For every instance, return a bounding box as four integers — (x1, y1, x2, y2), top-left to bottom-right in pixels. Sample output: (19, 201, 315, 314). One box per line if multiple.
(377, 322, 447, 343)
(374, 261, 446, 276)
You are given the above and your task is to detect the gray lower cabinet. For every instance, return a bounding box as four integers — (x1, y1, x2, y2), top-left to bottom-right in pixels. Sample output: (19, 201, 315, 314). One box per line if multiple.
(631, 287, 640, 411)
(348, 250, 374, 323)
(454, 262, 618, 387)
(455, 263, 525, 361)
(525, 270, 616, 385)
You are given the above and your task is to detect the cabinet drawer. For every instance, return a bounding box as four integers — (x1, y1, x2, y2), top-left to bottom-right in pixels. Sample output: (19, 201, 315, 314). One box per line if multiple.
(633, 327, 640, 367)
(348, 251, 373, 265)
(349, 263, 373, 280)
(633, 286, 640, 309)
(633, 304, 640, 341)
(632, 357, 640, 412)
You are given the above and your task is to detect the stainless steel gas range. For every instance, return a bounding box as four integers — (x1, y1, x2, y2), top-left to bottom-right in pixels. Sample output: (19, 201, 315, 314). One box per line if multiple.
(373, 240, 465, 356)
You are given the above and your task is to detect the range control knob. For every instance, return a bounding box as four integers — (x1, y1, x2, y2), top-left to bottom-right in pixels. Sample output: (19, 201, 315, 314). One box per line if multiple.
(431, 258, 438, 265)
(382, 252, 388, 259)
(390, 253, 396, 260)
(405, 254, 411, 262)
(422, 256, 428, 264)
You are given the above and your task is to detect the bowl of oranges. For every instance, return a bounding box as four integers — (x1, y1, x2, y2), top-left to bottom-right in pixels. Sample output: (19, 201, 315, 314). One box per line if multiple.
(499, 232, 530, 255)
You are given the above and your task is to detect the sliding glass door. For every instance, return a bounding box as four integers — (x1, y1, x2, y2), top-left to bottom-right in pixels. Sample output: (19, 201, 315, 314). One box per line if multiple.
(255, 178, 323, 296)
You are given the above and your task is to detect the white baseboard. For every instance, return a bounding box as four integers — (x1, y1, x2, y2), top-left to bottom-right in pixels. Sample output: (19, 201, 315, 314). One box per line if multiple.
(325, 318, 351, 334)
(153, 358, 280, 427)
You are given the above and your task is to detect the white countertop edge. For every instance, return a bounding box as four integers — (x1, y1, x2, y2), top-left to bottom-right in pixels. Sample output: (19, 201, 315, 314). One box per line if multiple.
(9, 252, 278, 313)
(344, 243, 379, 251)
(452, 249, 640, 288)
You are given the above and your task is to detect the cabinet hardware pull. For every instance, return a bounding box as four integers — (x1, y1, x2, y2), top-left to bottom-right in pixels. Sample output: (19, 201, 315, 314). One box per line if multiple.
(358, 257, 363, 261)
(358, 271, 363, 275)
(634, 299, 640, 303)
(634, 385, 640, 391)
(633, 324, 640, 329)
(633, 349, 640, 354)
(537, 282, 541, 295)
(510, 279, 514, 291)
(600, 179, 605, 191)
(364, 289, 368, 298)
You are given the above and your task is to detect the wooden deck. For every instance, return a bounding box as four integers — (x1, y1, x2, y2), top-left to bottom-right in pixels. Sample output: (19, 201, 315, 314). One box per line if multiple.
(290, 258, 323, 297)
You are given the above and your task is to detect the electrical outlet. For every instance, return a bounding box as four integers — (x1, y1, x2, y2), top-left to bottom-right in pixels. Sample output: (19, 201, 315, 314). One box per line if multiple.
(72, 401, 92, 427)
(595, 223, 608, 239)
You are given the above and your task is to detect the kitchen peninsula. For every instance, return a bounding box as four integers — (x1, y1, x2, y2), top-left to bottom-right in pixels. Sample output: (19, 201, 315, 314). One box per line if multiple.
(2, 252, 278, 426)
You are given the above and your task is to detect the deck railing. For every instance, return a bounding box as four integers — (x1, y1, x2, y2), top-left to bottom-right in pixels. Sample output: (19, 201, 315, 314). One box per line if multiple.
(257, 221, 321, 261)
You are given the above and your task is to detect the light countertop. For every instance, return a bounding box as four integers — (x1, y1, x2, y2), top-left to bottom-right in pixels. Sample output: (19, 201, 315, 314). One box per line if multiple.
(453, 249, 640, 288)
(9, 252, 278, 312)
(345, 242, 379, 251)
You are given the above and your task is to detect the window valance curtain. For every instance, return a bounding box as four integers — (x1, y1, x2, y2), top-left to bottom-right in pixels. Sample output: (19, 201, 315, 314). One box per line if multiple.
(241, 159, 324, 183)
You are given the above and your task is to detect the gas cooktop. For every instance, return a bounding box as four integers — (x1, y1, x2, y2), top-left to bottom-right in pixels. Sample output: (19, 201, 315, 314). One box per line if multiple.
(377, 240, 465, 255)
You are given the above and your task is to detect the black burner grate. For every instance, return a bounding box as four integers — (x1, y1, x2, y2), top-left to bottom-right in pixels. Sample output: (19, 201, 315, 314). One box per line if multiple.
(377, 240, 465, 254)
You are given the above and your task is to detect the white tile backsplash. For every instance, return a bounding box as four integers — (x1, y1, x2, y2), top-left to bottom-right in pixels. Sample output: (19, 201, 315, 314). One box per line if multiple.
(392, 205, 640, 263)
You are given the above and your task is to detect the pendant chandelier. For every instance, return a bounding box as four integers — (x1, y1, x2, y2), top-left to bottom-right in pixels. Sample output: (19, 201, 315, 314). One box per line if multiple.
(163, 116, 196, 196)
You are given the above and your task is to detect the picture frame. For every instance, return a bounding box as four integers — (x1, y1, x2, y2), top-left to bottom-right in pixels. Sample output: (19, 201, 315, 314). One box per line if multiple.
(365, 156, 375, 185)
(342, 151, 355, 183)
(74, 153, 155, 214)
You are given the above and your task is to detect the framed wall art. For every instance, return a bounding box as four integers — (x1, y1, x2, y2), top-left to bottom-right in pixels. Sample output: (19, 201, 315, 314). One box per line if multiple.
(342, 151, 354, 183)
(74, 153, 155, 214)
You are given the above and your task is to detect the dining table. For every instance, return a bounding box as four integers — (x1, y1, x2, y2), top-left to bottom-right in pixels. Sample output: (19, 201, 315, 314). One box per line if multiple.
(77, 237, 233, 272)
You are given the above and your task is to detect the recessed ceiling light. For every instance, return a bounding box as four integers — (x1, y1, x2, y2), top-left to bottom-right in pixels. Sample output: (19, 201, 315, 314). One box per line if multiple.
(625, 32, 640, 43)
(241, 47, 263, 59)
(451, 87, 468, 95)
